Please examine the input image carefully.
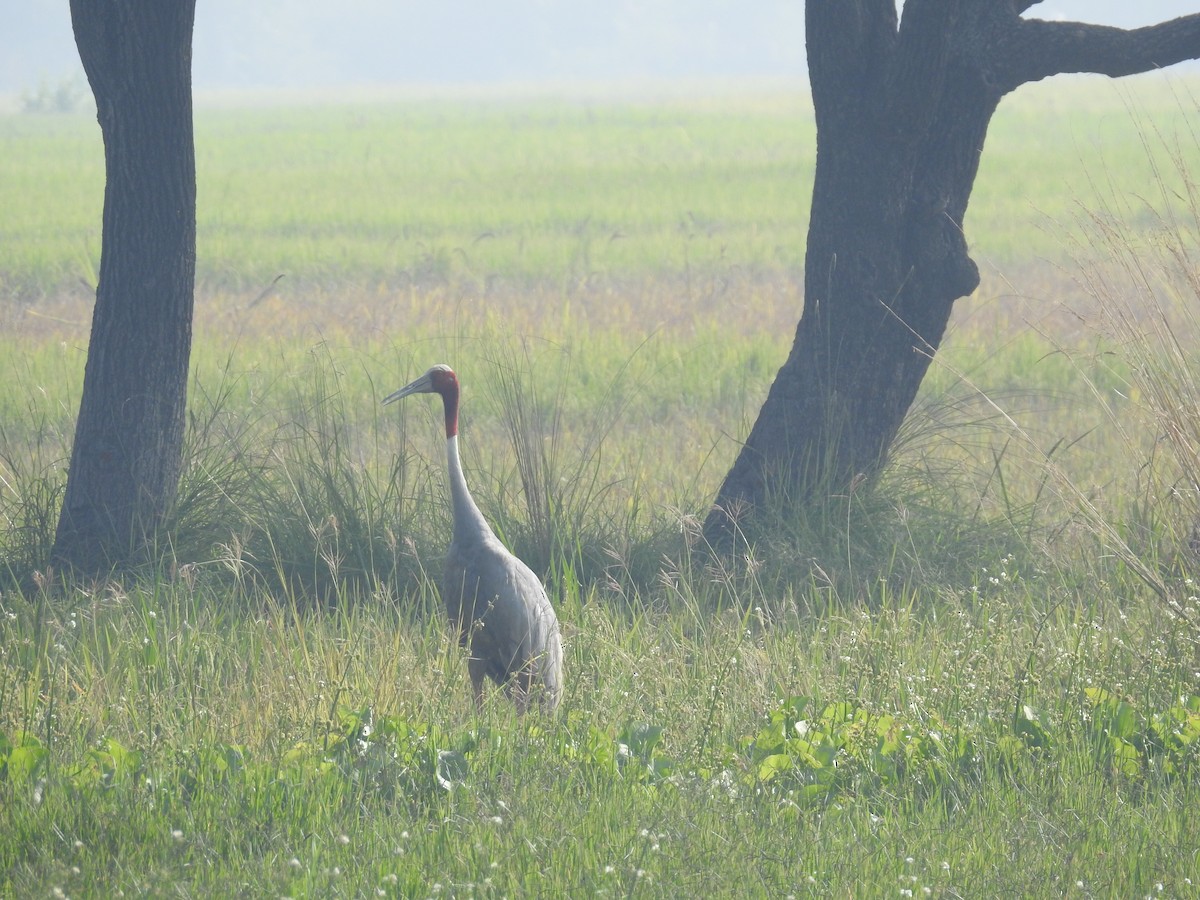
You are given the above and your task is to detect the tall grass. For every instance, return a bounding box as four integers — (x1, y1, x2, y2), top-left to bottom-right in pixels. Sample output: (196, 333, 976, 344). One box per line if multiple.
(474, 334, 671, 584)
(1066, 134, 1200, 628)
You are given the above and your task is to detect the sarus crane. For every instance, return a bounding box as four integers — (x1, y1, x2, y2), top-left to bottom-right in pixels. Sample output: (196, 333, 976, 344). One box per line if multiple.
(384, 364, 563, 713)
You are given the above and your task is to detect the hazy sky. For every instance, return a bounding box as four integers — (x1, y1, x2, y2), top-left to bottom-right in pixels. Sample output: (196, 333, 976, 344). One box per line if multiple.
(3, 1, 1197, 96)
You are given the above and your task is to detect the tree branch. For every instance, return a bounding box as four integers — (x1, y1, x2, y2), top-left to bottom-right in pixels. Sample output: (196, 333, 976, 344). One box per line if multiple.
(996, 15, 1200, 92)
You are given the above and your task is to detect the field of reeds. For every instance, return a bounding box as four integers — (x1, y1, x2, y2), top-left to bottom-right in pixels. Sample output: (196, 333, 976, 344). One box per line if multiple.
(2, 76, 1199, 897)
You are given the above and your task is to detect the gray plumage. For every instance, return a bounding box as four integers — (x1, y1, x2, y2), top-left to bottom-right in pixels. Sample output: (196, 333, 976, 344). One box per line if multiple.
(383, 364, 563, 713)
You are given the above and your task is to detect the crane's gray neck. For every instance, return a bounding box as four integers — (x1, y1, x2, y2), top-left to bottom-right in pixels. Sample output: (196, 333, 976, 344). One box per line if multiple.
(446, 435, 492, 545)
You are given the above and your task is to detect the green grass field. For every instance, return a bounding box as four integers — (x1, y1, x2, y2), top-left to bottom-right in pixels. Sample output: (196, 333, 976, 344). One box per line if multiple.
(2, 76, 1200, 897)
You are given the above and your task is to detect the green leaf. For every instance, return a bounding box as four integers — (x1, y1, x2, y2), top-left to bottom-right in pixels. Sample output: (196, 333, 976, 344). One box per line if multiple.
(1109, 736, 1141, 778)
(87, 737, 144, 786)
(1014, 705, 1052, 750)
(818, 702, 856, 729)
(282, 741, 313, 768)
(6, 733, 48, 784)
(777, 695, 810, 723)
(784, 737, 825, 768)
(757, 753, 793, 782)
(1086, 687, 1139, 739)
(620, 723, 664, 760)
(752, 720, 786, 756)
(1084, 686, 1112, 705)
(649, 756, 675, 779)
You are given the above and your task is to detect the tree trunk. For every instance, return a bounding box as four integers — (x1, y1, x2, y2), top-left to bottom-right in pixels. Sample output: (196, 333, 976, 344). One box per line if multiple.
(52, 1, 197, 574)
(703, 0, 1200, 548)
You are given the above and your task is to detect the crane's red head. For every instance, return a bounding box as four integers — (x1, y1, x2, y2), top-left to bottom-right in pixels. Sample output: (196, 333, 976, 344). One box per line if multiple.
(382, 363, 460, 438)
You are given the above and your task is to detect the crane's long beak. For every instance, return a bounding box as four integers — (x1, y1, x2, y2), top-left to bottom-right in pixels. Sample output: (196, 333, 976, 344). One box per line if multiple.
(382, 371, 433, 405)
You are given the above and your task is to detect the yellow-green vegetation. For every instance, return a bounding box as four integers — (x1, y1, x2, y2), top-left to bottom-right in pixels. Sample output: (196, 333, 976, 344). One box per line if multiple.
(2, 78, 1200, 896)
(1, 77, 1194, 296)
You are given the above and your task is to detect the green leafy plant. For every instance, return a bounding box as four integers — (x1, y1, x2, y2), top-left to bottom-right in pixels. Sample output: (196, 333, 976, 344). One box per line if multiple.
(741, 696, 977, 805)
(316, 706, 478, 802)
(0, 730, 48, 785)
(1084, 687, 1200, 779)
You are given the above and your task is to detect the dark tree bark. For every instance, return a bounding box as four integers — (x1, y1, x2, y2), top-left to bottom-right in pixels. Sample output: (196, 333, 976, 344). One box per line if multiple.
(703, 0, 1200, 547)
(52, 1, 197, 573)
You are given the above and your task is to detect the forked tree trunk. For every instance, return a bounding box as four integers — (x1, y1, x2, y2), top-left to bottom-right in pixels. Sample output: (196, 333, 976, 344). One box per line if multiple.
(52, 1, 197, 574)
(703, 0, 1200, 547)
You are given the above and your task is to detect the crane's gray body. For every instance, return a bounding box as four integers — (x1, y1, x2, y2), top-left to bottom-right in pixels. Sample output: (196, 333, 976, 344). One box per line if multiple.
(384, 365, 563, 713)
(443, 434, 563, 711)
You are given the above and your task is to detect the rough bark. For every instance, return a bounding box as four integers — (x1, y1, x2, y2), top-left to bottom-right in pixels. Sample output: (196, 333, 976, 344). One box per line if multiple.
(52, 1, 197, 573)
(703, 0, 1200, 547)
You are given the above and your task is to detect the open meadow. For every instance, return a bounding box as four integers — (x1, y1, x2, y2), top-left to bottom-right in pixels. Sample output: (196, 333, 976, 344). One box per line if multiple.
(2, 77, 1200, 896)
